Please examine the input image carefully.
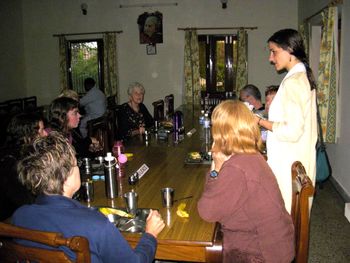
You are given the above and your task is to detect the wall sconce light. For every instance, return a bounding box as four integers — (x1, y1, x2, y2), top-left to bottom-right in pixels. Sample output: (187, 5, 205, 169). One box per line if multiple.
(220, 0, 228, 9)
(81, 3, 88, 15)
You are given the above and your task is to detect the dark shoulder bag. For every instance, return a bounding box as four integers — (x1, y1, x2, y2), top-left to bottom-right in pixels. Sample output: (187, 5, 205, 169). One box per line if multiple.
(316, 100, 332, 183)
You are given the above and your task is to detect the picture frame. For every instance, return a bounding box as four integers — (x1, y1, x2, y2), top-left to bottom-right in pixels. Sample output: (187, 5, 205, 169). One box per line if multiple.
(138, 11, 163, 44)
(146, 44, 157, 55)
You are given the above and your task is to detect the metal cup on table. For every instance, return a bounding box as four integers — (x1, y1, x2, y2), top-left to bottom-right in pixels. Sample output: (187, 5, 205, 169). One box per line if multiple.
(161, 187, 174, 208)
(123, 191, 138, 215)
(81, 179, 94, 203)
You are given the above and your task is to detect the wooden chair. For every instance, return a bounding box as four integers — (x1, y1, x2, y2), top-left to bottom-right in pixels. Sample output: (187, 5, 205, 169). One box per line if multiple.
(23, 96, 37, 112)
(106, 95, 117, 110)
(164, 94, 174, 120)
(87, 111, 117, 156)
(106, 109, 117, 145)
(87, 115, 109, 156)
(0, 101, 7, 115)
(0, 222, 91, 263)
(291, 161, 315, 263)
(152, 99, 164, 121)
(6, 99, 23, 115)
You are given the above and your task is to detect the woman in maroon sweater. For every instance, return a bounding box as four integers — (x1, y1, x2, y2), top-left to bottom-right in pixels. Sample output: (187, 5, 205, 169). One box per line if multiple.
(198, 100, 294, 263)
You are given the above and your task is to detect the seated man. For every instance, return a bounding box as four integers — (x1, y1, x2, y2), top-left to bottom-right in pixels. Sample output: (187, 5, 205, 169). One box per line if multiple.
(239, 84, 265, 115)
(265, 85, 279, 115)
(12, 132, 165, 263)
(79, 77, 107, 138)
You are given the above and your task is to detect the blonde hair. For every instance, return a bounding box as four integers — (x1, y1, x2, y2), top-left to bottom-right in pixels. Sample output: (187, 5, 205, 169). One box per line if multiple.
(58, 89, 79, 101)
(211, 100, 263, 155)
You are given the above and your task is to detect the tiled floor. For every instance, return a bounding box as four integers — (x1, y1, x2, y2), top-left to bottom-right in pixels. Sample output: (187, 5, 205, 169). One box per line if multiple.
(308, 180, 350, 262)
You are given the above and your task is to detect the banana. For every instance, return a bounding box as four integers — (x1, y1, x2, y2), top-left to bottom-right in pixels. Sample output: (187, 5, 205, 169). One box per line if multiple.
(99, 207, 134, 218)
(176, 203, 189, 218)
(176, 209, 189, 218)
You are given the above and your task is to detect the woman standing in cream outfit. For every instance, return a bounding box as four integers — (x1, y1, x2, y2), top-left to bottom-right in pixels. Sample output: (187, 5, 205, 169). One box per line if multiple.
(257, 29, 317, 213)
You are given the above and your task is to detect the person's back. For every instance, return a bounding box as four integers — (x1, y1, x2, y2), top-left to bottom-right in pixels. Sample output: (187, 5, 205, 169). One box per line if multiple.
(80, 78, 106, 119)
(12, 132, 164, 263)
(79, 78, 107, 137)
(12, 195, 157, 263)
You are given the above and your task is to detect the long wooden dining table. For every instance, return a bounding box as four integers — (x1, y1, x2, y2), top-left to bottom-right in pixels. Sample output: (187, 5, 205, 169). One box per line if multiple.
(84, 106, 223, 263)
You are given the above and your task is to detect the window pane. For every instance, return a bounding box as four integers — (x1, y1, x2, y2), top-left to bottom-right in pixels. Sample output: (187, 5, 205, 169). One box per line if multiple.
(198, 41, 207, 91)
(215, 40, 225, 92)
(232, 39, 238, 80)
(70, 41, 99, 94)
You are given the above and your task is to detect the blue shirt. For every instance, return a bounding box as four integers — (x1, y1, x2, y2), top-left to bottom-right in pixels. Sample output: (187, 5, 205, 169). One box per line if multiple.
(80, 86, 107, 119)
(12, 195, 157, 263)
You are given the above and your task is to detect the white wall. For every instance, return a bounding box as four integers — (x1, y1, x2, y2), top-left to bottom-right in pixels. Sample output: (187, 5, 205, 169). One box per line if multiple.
(299, 0, 350, 200)
(1, 0, 297, 109)
(0, 0, 25, 100)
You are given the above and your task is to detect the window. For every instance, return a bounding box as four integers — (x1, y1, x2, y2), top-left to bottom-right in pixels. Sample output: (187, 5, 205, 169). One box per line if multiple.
(198, 35, 237, 93)
(67, 39, 104, 95)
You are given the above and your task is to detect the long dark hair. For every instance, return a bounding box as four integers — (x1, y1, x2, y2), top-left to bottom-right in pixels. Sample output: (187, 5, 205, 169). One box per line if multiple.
(268, 28, 316, 90)
(49, 97, 79, 135)
(5, 112, 43, 148)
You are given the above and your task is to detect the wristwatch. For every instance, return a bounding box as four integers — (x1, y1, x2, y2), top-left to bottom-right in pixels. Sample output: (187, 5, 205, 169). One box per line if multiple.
(210, 170, 219, 179)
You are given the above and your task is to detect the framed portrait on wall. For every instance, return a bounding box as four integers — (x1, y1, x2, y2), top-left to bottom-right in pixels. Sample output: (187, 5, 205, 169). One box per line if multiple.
(137, 11, 163, 44)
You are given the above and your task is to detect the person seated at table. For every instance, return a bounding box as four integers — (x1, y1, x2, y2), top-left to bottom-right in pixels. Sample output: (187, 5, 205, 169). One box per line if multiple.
(79, 77, 107, 138)
(0, 112, 48, 221)
(47, 97, 101, 157)
(239, 84, 265, 115)
(58, 89, 80, 102)
(265, 84, 279, 115)
(197, 100, 294, 263)
(11, 132, 165, 262)
(118, 82, 154, 140)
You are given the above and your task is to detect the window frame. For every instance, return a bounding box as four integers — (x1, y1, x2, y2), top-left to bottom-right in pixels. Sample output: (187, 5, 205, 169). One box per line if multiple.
(198, 34, 236, 93)
(66, 38, 104, 94)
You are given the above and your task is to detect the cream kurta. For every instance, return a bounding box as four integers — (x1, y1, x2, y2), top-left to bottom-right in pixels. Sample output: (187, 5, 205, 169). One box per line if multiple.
(267, 63, 317, 213)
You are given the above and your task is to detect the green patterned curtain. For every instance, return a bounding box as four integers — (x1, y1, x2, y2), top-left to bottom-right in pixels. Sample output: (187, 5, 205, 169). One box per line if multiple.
(317, 6, 338, 143)
(184, 30, 201, 105)
(299, 23, 310, 58)
(59, 36, 68, 91)
(103, 33, 119, 101)
(235, 29, 248, 95)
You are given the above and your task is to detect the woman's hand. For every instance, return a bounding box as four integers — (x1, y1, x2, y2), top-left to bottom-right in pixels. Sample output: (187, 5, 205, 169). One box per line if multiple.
(145, 209, 165, 238)
(211, 151, 231, 172)
(138, 125, 145, 135)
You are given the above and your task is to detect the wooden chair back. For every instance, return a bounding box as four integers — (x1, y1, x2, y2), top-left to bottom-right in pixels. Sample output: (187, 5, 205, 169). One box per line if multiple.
(87, 111, 117, 155)
(152, 99, 164, 121)
(87, 115, 109, 156)
(164, 94, 174, 120)
(106, 109, 117, 147)
(107, 95, 117, 110)
(23, 96, 37, 112)
(6, 99, 23, 115)
(0, 222, 90, 263)
(291, 161, 315, 263)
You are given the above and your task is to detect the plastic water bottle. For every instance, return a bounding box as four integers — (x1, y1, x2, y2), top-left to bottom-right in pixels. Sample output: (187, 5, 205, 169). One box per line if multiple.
(203, 113, 211, 145)
(112, 141, 127, 178)
(199, 110, 205, 125)
(104, 152, 117, 199)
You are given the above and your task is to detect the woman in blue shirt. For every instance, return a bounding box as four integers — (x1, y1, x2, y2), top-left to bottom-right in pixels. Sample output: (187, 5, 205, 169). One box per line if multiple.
(12, 132, 165, 263)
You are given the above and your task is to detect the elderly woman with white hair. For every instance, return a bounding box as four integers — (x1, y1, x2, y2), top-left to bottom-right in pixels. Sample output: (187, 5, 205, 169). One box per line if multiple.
(118, 82, 154, 140)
